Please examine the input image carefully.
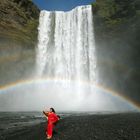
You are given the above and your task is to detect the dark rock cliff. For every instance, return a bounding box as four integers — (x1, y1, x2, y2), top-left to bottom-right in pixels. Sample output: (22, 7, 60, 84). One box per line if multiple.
(92, 0, 140, 103)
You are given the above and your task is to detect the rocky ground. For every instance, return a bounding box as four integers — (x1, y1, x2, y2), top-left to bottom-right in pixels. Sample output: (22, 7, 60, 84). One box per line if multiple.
(1, 113, 140, 140)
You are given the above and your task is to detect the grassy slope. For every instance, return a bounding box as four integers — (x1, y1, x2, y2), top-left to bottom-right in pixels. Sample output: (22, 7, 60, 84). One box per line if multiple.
(0, 0, 40, 47)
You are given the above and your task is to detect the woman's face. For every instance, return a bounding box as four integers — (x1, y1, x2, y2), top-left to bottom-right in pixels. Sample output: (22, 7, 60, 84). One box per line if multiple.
(50, 108, 52, 112)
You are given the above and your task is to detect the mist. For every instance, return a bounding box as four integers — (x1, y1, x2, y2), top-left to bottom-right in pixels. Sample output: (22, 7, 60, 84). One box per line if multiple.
(0, 79, 138, 112)
(93, 0, 140, 104)
(0, 3, 140, 112)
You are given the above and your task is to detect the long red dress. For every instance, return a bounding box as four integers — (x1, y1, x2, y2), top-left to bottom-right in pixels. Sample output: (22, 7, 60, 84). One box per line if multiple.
(44, 111, 59, 138)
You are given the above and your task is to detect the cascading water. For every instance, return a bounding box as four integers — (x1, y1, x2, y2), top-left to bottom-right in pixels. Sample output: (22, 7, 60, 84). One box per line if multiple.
(0, 5, 137, 111)
(36, 5, 97, 83)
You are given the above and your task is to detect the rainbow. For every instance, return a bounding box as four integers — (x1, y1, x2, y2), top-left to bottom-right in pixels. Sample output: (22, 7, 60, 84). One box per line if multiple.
(0, 77, 140, 111)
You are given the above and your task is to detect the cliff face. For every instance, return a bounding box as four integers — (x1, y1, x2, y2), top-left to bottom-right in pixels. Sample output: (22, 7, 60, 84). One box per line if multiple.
(0, 0, 40, 46)
(0, 0, 40, 86)
(92, 0, 140, 102)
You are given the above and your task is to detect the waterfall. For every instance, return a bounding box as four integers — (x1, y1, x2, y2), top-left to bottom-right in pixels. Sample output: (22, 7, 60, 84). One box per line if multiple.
(36, 5, 97, 83)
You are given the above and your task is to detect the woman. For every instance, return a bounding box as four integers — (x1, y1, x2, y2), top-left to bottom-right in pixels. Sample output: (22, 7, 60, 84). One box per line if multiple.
(43, 108, 59, 139)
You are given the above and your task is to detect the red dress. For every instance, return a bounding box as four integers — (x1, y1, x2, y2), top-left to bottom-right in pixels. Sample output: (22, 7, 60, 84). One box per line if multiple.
(45, 112, 59, 138)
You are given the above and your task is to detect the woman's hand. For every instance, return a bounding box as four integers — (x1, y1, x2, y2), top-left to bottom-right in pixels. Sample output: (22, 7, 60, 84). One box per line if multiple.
(43, 110, 49, 117)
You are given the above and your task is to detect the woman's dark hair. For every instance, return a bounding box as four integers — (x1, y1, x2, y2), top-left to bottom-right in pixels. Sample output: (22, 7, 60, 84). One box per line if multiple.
(50, 108, 55, 113)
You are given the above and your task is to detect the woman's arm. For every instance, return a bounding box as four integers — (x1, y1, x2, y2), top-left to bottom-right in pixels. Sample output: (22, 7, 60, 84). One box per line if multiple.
(43, 111, 49, 117)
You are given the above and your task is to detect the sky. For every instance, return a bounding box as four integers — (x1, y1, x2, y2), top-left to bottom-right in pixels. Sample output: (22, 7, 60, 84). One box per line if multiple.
(33, 0, 96, 11)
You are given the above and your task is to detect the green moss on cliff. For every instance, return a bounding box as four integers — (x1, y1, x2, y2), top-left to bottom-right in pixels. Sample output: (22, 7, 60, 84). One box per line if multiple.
(92, 0, 140, 102)
(0, 0, 40, 47)
(92, 0, 140, 33)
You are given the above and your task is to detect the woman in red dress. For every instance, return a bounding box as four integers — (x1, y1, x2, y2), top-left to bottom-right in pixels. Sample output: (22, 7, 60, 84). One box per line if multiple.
(43, 108, 59, 139)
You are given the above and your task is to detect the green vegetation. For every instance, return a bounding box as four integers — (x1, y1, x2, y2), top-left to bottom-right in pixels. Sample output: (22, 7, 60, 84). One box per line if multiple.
(92, 0, 140, 35)
(0, 0, 39, 47)
(92, 0, 140, 103)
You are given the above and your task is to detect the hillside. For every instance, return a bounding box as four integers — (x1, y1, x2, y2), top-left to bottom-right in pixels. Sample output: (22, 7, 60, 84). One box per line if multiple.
(0, 0, 39, 47)
(0, 0, 40, 85)
(92, 0, 140, 103)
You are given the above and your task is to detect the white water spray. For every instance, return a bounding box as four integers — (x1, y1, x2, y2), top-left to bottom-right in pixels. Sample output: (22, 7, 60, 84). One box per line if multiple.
(36, 5, 97, 83)
(0, 6, 137, 112)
